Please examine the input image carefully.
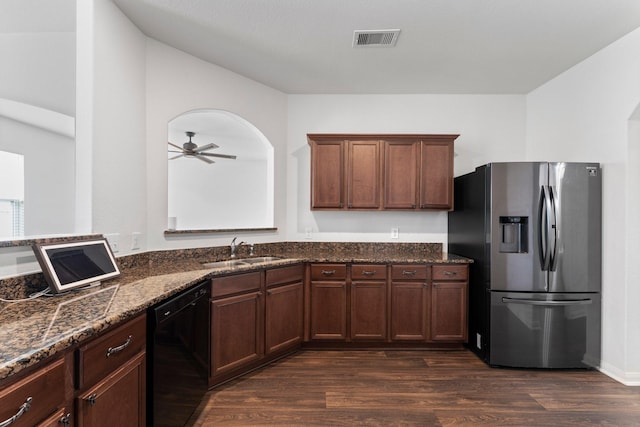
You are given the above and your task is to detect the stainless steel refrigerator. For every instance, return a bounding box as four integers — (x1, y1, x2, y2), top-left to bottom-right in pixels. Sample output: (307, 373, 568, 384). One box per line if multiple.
(448, 162, 601, 368)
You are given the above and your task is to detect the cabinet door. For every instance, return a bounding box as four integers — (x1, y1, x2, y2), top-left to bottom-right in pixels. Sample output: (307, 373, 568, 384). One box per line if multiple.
(76, 352, 146, 427)
(211, 291, 263, 377)
(0, 357, 66, 427)
(266, 281, 304, 354)
(310, 140, 344, 209)
(347, 140, 381, 209)
(384, 141, 418, 209)
(310, 281, 347, 340)
(351, 281, 387, 340)
(391, 281, 429, 341)
(420, 141, 454, 209)
(430, 282, 468, 342)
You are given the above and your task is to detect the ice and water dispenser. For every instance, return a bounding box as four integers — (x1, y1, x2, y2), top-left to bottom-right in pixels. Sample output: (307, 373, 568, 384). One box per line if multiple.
(499, 216, 528, 253)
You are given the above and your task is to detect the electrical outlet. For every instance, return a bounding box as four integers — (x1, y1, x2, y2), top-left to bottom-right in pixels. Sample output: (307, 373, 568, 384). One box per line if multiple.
(131, 232, 141, 250)
(104, 233, 120, 253)
(304, 227, 312, 239)
(391, 227, 399, 239)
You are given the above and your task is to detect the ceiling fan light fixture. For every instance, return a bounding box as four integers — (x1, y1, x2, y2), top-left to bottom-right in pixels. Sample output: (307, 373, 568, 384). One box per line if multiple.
(167, 131, 236, 165)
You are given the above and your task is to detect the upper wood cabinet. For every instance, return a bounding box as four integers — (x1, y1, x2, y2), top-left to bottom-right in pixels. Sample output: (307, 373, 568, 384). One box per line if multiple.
(347, 140, 381, 209)
(384, 140, 419, 209)
(420, 140, 454, 209)
(310, 138, 344, 208)
(308, 134, 458, 211)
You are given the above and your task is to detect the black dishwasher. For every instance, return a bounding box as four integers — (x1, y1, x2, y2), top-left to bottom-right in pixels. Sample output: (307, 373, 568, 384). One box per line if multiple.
(148, 280, 210, 426)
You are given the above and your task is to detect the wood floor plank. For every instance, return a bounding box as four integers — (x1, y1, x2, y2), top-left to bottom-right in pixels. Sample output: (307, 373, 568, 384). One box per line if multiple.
(189, 350, 640, 426)
(325, 391, 544, 411)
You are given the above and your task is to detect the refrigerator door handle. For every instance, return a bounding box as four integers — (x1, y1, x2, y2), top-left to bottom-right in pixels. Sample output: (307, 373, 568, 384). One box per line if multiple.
(549, 185, 559, 271)
(502, 297, 592, 306)
(538, 186, 552, 273)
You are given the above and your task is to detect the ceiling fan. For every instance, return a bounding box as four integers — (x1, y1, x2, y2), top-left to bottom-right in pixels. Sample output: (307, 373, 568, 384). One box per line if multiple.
(168, 131, 237, 164)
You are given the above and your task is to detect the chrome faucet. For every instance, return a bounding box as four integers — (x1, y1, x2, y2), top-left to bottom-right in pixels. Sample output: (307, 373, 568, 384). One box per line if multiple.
(230, 237, 245, 258)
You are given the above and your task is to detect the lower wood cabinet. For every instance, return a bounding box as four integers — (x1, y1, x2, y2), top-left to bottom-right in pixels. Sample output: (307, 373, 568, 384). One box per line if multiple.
(265, 281, 304, 355)
(210, 265, 304, 386)
(390, 265, 430, 341)
(210, 290, 264, 377)
(0, 356, 69, 427)
(307, 263, 469, 345)
(210, 272, 263, 379)
(75, 313, 147, 427)
(351, 265, 387, 341)
(76, 352, 146, 427)
(309, 264, 348, 340)
(430, 265, 469, 342)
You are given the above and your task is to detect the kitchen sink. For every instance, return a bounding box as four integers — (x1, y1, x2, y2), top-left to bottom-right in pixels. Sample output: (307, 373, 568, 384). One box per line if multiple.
(202, 256, 282, 269)
(202, 259, 250, 269)
(240, 256, 282, 264)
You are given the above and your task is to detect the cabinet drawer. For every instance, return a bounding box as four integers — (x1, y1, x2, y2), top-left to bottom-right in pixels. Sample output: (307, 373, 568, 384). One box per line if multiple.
(0, 357, 65, 427)
(391, 265, 428, 280)
(77, 313, 146, 389)
(351, 264, 387, 280)
(432, 265, 468, 281)
(266, 264, 304, 288)
(310, 264, 347, 281)
(211, 271, 262, 298)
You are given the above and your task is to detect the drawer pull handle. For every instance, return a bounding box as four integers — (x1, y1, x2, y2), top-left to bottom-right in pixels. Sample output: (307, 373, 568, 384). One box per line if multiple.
(402, 270, 417, 276)
(362, 270, 376, 276)
(0, 397, 32, 427)
(443, 271, 457, 276)
(321, 270, 336, 276)
(106, 335, 132, 358)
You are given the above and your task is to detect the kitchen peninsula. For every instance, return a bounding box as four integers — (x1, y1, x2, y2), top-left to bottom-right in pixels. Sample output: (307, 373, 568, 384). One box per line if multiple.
(0, 241, 470, 426)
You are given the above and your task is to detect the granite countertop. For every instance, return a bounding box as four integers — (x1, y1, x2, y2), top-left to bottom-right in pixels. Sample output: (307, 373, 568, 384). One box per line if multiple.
(0, 244, 471, 382)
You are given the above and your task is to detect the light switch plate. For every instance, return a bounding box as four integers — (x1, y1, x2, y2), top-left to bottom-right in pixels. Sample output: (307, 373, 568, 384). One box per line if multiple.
(131, 232, 141, 250)
(391, 228, 399, 239)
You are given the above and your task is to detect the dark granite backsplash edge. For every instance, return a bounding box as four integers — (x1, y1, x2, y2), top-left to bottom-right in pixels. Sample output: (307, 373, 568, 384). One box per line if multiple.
(1, 242, 443, 299)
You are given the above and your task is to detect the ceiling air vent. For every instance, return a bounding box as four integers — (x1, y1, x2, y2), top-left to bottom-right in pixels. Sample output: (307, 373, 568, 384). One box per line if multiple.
(353, 29, 400, 48)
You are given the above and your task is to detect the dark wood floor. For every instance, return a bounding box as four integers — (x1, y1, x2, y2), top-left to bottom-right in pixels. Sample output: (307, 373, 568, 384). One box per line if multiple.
(189, 350, 640, 426)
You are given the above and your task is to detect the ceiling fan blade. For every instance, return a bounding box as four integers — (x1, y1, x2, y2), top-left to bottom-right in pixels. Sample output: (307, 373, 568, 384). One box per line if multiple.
(194, 142, 219, 152)
(199, 152, 237, 160)
(195, 155, 215, 164)
(169, 154, 185, 160)
(168, 142, 183, 150)
(168, 150, 184, 153)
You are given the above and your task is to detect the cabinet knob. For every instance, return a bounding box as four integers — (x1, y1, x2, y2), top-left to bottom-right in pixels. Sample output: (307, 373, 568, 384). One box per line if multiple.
(0, 396, 32, 427)
(443, 271, 457, 276)
(402, 270, 417, 276)
(59, 413, 72, 426)
(361, 270, 376, 276)
(321, 270, 336, 276)
(85, 393, 97, 406)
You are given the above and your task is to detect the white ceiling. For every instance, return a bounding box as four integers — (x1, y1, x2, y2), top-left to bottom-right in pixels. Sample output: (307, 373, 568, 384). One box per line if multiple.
(112, 0, 640, 94)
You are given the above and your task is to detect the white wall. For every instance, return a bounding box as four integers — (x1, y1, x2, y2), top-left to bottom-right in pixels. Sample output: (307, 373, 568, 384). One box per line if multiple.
(526, 27, 640, 385)
(89, 0, 147, 256)
(287, 95, 526, 243)
(145, 40, 288, 251)
(0, 29, 76, 238)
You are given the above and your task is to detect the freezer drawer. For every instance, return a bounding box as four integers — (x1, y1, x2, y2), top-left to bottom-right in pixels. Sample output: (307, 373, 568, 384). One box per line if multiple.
(489, 291, 600, 369)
